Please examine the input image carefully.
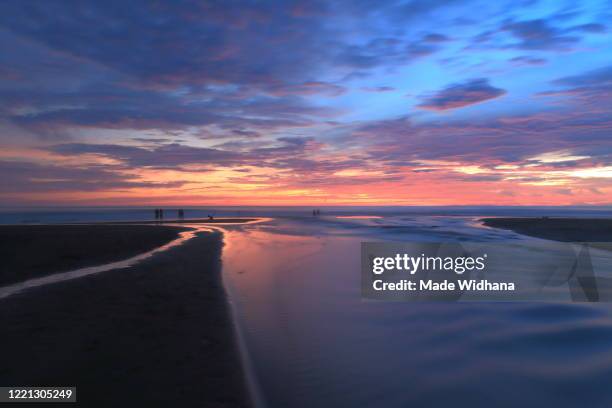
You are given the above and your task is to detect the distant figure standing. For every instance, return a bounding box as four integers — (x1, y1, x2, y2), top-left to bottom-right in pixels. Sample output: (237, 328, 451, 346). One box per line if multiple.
(154, 208, 160, 220)
(159, 208, 164, 220)
(208, 214, 214, 220)
(178, 209, 184, 219)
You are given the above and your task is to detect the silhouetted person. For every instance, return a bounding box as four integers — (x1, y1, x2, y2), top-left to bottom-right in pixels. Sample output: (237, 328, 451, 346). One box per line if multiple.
(160, 209, 164, 220)
(178, 209, 184, 219)
(208, 214, 214, 220)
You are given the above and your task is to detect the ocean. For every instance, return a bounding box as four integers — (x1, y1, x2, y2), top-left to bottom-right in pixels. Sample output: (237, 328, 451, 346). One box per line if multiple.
(0, 205, 610, 224)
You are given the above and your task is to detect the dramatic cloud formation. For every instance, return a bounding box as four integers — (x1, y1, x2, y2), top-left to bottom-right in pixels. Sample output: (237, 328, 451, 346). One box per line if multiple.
(0, 0, 610, 205)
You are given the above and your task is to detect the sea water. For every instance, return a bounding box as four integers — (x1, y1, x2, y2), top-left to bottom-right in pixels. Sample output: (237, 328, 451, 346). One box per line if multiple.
(217, 213, 612, 408)
(0, 205, 610, 224)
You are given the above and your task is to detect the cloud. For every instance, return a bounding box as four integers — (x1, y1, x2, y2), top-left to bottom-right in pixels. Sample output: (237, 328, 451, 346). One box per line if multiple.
(501, 19, 580, 50)
(0, 0, 453, 92)
(351, 100, 611, 166)
(335, 33, 447, 70)
(569, 23, 606, 33)
(0, 0, 357, 137)
(0, 160, 184, 193)
(553, 65, 612, 87)
(0, 1, 329, 90)
(541, 65, 612, 106)
(361, 86, 395, 93)
(471, 16, 606, 52)
(0, 0, 459, 141)
(422, 33, 451, 43)
(417, 78, 506, 111)
(390, 0, 464, 22)
(0, 1, 610, 205)
(266, 81, 346, 97)
(4, 81, 331, 134)
(48, 143, 245, 169)
(46, 136, 336, 173)
(509, 56, 547, 66)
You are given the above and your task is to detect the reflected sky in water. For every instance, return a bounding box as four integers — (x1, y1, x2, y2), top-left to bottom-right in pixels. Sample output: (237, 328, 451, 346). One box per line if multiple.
(221, 216, 612, 408)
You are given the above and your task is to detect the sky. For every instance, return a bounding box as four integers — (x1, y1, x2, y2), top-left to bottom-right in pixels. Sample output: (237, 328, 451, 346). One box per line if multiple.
(0, 0, 611, 206)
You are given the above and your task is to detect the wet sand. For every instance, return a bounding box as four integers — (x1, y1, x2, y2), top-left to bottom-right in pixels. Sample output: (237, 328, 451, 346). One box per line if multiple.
(97, 218, 257, 225)
(0, 224, 191, 285)
(0, 229, 250, 407)
(482, 218, 612, 242)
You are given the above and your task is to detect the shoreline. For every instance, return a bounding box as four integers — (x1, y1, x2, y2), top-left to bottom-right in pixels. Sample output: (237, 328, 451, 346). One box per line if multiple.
(0, 222, 256, 407)
(222, 260, 267, 408)
(0, 224, 192, 286)
(481, 217, 612, 242)
(0, 218, 265, 287)
(79, 217, 258, 225)
(0, 228, 252, 407)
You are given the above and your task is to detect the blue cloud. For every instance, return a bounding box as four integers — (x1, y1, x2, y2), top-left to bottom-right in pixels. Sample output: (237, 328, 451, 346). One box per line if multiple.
(417, 79, 506, 111)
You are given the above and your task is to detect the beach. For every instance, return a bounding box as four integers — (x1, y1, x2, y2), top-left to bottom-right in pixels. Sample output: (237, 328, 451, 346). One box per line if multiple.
(3, 214, 612, 407)
(102, 218, 258, 225)
(0, 224, 191, 285)
(0, 224, 251, 407)
(482, 217, 612, 242)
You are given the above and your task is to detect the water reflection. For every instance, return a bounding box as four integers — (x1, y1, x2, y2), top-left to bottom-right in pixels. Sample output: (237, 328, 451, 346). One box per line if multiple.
(221, 216, 612, 408)
(0, 218, 269, 300)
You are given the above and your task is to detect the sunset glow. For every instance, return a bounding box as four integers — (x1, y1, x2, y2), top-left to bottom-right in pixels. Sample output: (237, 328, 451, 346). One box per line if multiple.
(0, 1, 610, 206)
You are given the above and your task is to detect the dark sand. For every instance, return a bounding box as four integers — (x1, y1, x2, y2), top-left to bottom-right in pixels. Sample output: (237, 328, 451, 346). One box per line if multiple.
(482, 218, 612, 242)
(0, 229, 250, 407)
(0, 224, 190, 286)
